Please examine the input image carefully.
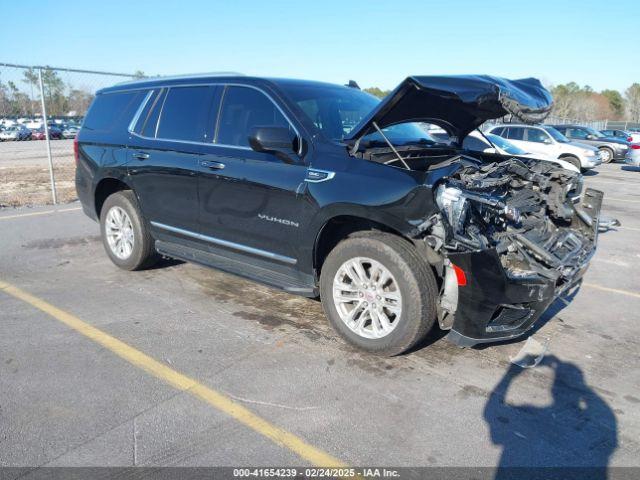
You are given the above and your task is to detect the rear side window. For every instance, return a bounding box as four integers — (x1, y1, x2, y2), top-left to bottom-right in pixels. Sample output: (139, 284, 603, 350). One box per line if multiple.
(84, 91, 144, 132)
(216, 86, 292, 147)
(156, 86, 214, 142)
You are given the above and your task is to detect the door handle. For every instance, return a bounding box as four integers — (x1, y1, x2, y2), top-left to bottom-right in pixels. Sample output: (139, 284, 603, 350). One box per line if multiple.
(133, 152, 149, 160)
(201, 161, 225, 170)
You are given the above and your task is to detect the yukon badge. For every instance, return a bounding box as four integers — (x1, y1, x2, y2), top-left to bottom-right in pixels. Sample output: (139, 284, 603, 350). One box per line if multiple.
(258, 213, 300, 228)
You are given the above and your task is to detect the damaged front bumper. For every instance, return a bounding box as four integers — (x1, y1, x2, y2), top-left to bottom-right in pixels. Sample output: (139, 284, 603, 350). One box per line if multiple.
(443, 187, 603, 347)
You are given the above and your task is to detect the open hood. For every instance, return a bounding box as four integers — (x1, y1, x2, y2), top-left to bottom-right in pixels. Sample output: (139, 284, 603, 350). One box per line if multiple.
(345, 75, 553, 146)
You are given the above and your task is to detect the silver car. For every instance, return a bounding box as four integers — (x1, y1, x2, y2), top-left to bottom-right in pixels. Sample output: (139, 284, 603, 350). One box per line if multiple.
(487, 124, 602, 171)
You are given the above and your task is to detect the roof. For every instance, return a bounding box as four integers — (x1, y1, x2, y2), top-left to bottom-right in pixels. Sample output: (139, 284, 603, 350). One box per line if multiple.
(98, 74, 347, 94)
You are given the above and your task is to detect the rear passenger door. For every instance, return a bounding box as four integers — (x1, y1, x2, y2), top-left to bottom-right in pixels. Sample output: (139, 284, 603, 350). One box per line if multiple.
(197, 84, 308, 265)
(127, 85, 217, 238)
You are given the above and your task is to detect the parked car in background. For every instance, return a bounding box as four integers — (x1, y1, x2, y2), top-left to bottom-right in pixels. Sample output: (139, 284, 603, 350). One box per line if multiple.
(31, 125, 63, 140)
(600, 129, 640, 143)
(487, 124, 601, 171)
(624, 143, 640, 167)
(463, 131, 580, 172)
(0, 125, 32, 141)
(62, 125, 80, 139)
(550, 125, 629, 163)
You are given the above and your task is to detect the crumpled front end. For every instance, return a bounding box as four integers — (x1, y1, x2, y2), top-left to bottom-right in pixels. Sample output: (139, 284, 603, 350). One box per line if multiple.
(422, 158, 602, 346)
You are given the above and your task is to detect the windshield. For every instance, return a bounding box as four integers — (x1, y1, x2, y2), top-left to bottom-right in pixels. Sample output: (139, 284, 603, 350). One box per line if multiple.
(280, 83, 435, 145)
(543, 126, 570, 143)
(485, 133, 528, 155)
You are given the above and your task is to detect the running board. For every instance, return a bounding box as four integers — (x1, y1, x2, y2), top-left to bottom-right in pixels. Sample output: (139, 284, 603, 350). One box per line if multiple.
(155, 240, 318, 297)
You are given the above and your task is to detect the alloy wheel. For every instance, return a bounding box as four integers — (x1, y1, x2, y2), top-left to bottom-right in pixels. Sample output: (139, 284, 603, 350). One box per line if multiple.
(105, 206, 135, 260)
(332, 257, 403, 339)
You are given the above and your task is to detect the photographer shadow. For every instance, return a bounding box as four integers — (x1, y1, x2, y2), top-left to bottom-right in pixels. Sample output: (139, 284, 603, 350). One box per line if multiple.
(484, 355, 618, 480)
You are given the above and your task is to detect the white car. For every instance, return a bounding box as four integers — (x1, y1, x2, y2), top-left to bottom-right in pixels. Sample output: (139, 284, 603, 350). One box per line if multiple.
(487, 124, 602, 171)
(624, 144, 640, 167)
(464, 131, 580, 173)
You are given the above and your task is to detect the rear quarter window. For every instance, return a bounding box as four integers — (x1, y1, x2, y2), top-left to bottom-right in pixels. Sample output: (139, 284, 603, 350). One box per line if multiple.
(83, 91, 145, 132)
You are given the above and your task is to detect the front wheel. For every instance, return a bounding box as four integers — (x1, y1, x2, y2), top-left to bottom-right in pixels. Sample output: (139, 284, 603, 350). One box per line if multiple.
(320, 232, 438, 356)
(599, 147, 614, 164)
(100, 190, 159, 270)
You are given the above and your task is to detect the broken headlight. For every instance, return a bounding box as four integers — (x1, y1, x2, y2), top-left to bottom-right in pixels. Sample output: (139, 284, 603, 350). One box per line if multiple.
(435, 185, 468, 235)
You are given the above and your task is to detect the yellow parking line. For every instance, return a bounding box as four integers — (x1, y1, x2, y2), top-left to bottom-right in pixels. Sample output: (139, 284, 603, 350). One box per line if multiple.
(0, 279, 345, 467)
(0, 207, 81, 221)
(583, 283, 640, 299)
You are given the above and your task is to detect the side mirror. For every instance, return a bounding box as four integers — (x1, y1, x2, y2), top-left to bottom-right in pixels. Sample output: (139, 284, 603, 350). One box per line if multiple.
(483, 147, 497, 154)
(248, 126, 298, 157)
(586, 134, 595, 140)
(543, 138, 552, 144)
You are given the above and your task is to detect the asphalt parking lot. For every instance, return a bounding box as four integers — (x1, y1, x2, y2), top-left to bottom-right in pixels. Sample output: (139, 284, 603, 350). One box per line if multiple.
(1, 163, 639, 474)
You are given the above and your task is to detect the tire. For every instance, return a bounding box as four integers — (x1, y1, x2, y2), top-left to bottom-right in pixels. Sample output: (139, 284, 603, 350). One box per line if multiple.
(599, 147, 614, 164)
(319, 232, 438, 356)
(100, 190, 158, 270)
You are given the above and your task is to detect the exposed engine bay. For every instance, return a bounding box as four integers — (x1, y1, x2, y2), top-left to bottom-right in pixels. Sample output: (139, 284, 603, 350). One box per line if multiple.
(359, 145, 602, 325)
(428, 156, 601, 288)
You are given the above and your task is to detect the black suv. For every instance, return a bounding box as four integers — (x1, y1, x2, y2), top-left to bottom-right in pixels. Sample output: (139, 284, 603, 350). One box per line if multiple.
(550, 124, 630, 163)
(76, 74, 602, 355)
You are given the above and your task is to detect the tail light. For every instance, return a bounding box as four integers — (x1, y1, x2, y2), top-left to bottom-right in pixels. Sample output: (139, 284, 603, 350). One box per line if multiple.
(628, 137, 633, 142)
(631, 144, 640, 150)
(73, 137, 79, 165)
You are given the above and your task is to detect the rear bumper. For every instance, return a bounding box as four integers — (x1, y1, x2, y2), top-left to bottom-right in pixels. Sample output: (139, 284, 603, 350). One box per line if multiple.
(624, 150, 640, 167)
(445, 190, 602, 347)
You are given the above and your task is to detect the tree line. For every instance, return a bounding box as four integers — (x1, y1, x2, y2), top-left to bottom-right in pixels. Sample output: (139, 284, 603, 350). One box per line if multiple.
(0, 68, 145, 118)
(2, 69, 639, 122)
(364, 83, 640, 123)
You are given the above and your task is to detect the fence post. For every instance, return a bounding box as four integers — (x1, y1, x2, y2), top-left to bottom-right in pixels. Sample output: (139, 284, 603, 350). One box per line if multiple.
(38, 67, 57, 205)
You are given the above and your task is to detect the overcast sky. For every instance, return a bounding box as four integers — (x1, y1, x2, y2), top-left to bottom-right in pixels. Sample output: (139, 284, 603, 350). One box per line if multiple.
(2, 0, 637, 92)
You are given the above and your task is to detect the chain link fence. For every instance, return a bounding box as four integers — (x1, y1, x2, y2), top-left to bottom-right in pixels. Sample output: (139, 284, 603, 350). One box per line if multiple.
(0, 63, 141, 207)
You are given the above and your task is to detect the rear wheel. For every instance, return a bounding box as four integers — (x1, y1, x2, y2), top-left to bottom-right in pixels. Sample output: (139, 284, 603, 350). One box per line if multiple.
(100, 190, 158, 270)
(319, 232, 438, 356)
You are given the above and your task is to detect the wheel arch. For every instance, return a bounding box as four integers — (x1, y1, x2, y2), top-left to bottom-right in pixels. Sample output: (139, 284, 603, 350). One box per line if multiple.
(312, 214, 416, 277)
(94, 176, 134, 218)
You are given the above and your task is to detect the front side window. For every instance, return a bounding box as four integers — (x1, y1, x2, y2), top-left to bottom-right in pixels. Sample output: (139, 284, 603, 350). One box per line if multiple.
(525, 128, 550, 143)
(505, 127, 524, 141)
(543, 126, 570, 143)
(485, 133, 528, 155)
(566, 128, 588, 139)
(156, 86, 213, 142)
(216, 86, 292, 147)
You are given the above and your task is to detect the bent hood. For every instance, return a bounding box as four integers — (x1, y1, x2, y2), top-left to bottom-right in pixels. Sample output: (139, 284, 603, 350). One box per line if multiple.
(345, 75, 553, 145)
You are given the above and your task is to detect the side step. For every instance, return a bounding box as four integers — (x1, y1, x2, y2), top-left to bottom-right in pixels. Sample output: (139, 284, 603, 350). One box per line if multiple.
(155, 240, 318, 297)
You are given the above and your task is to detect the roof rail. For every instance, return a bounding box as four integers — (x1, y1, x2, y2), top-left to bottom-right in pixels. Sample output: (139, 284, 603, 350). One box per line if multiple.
(115, 71, 245, 86)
